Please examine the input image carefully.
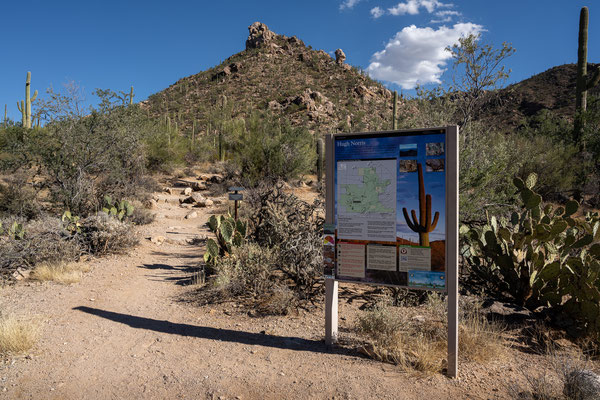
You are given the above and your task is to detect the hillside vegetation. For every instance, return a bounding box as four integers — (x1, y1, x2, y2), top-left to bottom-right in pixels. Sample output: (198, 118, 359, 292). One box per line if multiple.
(143, 22, 395, 136)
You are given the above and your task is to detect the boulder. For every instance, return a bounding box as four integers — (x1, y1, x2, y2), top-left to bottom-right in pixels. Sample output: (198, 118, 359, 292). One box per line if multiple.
(192, 181, 208, 191)
(182, 187, 193, 196)
(180, 192, 206, 204)
(335, 48, 346, 65)
(268, 100, 283, 112)
(354, 85, 376, 100)
(185, 211, 198, 219)
(246, 22, 276, 50)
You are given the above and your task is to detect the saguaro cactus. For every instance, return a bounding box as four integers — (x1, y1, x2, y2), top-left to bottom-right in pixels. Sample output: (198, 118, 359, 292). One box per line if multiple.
(3, 104, 7, 128)
(316, 138, 324, 183)
(402, 163, 439, 247)
(129, 86, 135, 105)
(16, 72, 38, 129)
(392, 90, 398, 130)
(575, 7, 600, 138)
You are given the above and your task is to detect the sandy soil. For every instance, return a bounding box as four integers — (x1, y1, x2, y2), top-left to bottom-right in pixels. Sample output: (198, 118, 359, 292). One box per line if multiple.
(0, 182, 557, 399)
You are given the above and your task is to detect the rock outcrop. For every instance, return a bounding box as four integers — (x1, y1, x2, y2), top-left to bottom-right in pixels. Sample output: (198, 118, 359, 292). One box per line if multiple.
(335, 48, 346, 65)
(246, 22, 276, 50)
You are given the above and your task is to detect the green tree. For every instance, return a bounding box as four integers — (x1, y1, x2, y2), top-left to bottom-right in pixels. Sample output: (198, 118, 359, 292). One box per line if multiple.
(446, 34, 515, 134)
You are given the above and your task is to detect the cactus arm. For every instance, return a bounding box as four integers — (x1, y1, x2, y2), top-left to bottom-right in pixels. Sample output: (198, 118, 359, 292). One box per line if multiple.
(31, 90, 38, 102)
(403, 207, 417, 231)
(430, 211, 440, 231)
(411, 209, 427, 233)
(587, 67, 600, 90)
(17, 100, 25, 126)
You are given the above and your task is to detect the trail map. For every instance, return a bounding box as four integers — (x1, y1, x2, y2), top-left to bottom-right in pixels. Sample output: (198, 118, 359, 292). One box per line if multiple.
(336, 159, 396, 241)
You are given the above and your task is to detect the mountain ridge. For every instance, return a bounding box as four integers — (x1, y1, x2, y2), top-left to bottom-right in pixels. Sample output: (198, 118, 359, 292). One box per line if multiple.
(142, 22, 599, 135)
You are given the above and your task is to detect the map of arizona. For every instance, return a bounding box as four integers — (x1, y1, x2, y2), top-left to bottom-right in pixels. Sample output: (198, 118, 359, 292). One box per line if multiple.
(338, 161, 395, 214)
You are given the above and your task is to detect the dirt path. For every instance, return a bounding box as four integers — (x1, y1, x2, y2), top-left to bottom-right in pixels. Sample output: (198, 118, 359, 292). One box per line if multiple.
(0, 185, 529, 399)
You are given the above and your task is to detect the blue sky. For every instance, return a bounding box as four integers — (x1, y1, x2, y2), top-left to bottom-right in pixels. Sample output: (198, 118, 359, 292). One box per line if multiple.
(1, 1, 598, 121)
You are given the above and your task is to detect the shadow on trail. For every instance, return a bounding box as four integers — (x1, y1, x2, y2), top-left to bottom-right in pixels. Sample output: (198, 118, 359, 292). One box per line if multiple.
(73, 306, 344, 355)
(138, 263, 199, 285)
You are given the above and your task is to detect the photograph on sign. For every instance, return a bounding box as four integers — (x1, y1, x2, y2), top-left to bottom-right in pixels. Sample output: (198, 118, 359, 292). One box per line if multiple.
(332, 130, 447, 289)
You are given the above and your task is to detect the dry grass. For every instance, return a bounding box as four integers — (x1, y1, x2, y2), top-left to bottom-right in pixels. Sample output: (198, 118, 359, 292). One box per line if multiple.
(356, 294, 506, 374)
(0, 314, 39, 355)
(506, 344, 600, 400)
(31, 262, 91, 284)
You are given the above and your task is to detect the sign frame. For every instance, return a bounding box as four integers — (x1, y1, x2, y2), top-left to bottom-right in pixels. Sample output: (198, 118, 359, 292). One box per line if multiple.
(324, 126, 459, 378)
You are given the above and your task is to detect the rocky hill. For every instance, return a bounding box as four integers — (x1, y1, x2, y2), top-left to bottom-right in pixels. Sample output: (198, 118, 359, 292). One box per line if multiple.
(142, 22, 600, 136)
(142, 22, 397, 136)
(481, 63, 600, 129)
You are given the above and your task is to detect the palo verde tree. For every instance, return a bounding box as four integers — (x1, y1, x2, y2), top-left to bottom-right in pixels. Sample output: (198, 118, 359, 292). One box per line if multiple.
(446, 34, 515, 135)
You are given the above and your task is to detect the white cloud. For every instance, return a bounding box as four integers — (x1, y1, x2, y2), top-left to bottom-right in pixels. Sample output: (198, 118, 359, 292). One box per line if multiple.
(340, 0, 363, 10)
(371, 7, 385, 18)
(388, 0, 452, 16)
(366, 23, 483, 89)
(430, 10, 460, 22)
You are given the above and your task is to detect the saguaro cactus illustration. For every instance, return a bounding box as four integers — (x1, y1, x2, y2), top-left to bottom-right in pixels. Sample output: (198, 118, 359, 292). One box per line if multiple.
(16, 72, 38, 129)
(402, 163, 439, 247)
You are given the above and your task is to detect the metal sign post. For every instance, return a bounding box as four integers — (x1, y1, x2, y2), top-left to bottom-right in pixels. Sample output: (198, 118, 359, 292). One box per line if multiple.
(324, 127, 459, 378)
(446, 126, 459, 378)
(228, 187, 244, 220)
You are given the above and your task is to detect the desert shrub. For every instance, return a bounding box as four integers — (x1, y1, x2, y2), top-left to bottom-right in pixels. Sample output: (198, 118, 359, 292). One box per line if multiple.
(207, 242, 278, 297)
(459, 126, 519, 223)
(0, 216, 82, 280)
(18, 87, 165, 216)
(202, 242, 297, 314)
(231, 113, 315, 185)
(129, 206, 155, 226)
(512, 135, 581, 201)
(0, 176, 41, 220)
(144, 124, 189, 172)
(243, 180, 324, 298)
(79, 213, 138, 255)
(508, 349, 593, 400)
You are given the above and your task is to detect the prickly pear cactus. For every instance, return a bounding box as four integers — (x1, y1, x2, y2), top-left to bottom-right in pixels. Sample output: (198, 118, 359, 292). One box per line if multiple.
(462, 173, 599, 311)
(101, 195, 134, 221)
(204, 214, 247, 264)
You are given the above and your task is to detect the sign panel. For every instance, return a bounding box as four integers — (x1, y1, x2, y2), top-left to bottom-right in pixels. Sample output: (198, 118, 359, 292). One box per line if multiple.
(328, 129, 450, 290)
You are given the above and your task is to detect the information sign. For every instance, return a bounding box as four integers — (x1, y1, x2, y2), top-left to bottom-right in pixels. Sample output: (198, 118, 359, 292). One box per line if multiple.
(329, 128, 452, 290)
(323, 127, 459, 377)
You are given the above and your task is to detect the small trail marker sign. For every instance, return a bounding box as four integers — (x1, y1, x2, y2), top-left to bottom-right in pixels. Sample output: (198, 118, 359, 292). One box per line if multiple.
(228, 187, 244, 219)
